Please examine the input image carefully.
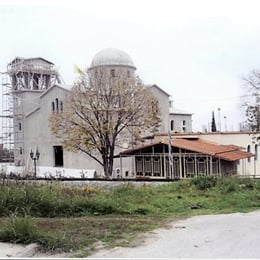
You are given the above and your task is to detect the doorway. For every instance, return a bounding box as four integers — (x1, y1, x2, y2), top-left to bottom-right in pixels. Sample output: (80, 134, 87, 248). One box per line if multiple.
(53, 146, 63, 167)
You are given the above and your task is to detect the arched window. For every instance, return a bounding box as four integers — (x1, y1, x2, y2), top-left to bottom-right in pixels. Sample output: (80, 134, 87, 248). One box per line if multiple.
(170, 120, 174, 131)
(255, 144, 258, 160)
(51, 101, 55, 112)
(55, 98, 59, 112)
(247, 145, 251, 162)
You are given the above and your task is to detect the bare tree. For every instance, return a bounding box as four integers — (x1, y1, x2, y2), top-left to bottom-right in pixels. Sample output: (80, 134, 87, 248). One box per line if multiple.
(49, 68, 161, 177)
(243, 70, 260, 131)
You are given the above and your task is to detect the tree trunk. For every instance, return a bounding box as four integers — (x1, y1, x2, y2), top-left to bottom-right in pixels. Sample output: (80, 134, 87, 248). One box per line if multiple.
(102, 153, 114, 178)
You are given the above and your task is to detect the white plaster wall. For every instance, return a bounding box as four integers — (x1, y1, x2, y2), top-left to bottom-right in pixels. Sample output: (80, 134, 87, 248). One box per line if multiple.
(24, 86, 98, 170)
(13, 90, 43, 165)
(169, 113, 192, 132)
(148, 86, 169, 133)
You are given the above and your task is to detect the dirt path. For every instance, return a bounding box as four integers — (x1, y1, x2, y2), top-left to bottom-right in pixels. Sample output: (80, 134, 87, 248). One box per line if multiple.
(89, 210, 260, 258)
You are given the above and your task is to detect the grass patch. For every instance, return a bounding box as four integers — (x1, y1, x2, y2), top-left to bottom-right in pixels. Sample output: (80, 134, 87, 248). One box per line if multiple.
(0, 215, 163, 256)
(0, 177, 260, 256)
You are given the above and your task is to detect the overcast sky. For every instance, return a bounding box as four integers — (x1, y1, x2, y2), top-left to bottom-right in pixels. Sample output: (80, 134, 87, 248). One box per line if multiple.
(1, 0, 260, 131)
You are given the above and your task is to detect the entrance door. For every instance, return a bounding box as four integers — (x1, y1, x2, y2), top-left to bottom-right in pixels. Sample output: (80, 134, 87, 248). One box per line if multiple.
(53, 146, 63, 167)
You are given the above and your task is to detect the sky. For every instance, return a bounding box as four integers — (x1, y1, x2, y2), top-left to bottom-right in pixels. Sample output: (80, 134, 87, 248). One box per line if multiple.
(1, 0, 260, 131)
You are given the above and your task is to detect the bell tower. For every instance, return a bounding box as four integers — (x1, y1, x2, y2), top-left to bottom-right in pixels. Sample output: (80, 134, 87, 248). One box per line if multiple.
(2, 57, 62, 166)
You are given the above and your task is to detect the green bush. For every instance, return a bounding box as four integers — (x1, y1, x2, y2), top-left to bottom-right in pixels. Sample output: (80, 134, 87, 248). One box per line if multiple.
(238, 178, 255, 190)
(190, 176, 217, 190)
(217, 177, 239, 193)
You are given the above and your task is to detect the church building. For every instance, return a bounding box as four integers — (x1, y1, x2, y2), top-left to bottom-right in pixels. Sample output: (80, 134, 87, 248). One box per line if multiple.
(2, 48, 193, 178)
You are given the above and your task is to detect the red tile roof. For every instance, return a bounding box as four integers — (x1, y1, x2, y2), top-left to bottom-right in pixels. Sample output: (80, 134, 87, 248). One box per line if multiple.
(119, 138, 253, 161)
(164, 138, 253, 161)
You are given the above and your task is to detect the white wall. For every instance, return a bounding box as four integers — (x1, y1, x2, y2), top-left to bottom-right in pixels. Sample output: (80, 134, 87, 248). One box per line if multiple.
(169, 113, 192, 132)
(148, 85, 169, 133)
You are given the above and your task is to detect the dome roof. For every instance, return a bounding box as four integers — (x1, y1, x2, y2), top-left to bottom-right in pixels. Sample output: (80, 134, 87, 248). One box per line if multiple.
(90, 48, 135, 68)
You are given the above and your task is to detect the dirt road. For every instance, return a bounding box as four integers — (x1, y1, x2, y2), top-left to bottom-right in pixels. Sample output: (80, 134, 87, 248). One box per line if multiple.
(1, 210, 260, 258)
(89, 210, 260, 258)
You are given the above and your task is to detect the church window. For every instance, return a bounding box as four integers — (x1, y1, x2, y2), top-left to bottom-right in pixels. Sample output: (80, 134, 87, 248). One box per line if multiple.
(170, 120, 174, 131)
(51, 102, 55, 112)
(55, 98, 59, 112)
(111, 69, 115, 77)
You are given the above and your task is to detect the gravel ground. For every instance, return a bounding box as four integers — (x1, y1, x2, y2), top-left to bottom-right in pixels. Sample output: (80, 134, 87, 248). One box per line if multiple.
(1, 210, 260, 258)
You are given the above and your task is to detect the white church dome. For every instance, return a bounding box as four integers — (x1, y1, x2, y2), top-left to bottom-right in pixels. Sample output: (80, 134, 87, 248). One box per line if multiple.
(90, 48, 135, 68)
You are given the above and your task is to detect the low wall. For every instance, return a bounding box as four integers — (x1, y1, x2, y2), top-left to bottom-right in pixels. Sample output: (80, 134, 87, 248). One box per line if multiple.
(0, 164, 97, 179)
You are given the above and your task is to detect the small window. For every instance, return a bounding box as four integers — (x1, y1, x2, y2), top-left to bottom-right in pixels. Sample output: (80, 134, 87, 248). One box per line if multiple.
(18, 122, 22, 131)
(19, 147, 23, 155)
(182, 127, 186, 132)
(255, 144, 258, 160)
(60, 101, 63, 112)
(111, 69, 115, 77)
(183, 120, 186, 126)
(170, 120, 174, 131)
(52, 102, 55, 112)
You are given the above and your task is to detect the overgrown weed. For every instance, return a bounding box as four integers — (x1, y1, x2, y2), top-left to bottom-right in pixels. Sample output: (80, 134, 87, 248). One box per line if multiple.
(0, 177, 260, 255)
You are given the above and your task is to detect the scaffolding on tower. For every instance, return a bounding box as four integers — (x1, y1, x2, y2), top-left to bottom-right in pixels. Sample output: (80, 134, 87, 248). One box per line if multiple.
(1, 57, 63, 168)
(1, 72, 14, 163)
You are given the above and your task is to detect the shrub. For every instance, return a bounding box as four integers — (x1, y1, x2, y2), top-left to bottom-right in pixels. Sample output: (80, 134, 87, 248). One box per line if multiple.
(0, 214, 40, 244)
(190, 176, 217, 190)
(217, 177, 239, 193)
(0, 214, 74, 251)
(238, 178, 255, 190)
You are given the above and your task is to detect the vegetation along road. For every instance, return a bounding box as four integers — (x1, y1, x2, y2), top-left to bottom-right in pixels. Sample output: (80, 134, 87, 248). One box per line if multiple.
(0, 176, 259, 257)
